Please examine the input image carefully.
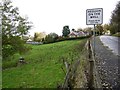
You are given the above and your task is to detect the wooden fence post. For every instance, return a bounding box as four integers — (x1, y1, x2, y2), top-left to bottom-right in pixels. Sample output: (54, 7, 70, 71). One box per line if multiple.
(88, 39, 94, 89)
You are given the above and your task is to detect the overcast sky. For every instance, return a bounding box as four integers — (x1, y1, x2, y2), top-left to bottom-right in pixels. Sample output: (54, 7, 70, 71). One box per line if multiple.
(12, 0, 119, 36)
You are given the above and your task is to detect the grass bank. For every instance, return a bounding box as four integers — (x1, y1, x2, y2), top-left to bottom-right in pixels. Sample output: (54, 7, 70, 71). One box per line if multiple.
(112, 32, 120, 37)
(3, 39, 87, 88)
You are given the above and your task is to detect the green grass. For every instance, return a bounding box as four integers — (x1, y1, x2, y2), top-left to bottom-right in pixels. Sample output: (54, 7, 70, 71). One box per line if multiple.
(112, 32, 120, 37)
(0, 56, 2, 89)
(3, 39, 87, 88)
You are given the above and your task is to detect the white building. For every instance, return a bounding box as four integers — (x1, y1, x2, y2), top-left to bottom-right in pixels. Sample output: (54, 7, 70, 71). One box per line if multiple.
(69, 31, 86, 37)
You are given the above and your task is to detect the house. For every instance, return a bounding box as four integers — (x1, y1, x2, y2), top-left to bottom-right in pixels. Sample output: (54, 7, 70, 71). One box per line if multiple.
(69, 31, 77, 37)
(69, 31, 86, 37)
(27, 38, 32, 42)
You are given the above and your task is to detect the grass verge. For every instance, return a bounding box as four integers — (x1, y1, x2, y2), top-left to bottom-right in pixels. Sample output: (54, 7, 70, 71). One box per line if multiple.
(112, 32, 120, 37)
(3, 39, 87, 88)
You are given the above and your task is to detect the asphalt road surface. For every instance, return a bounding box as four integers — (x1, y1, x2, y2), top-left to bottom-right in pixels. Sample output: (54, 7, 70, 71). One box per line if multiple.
(91, 36, 120, 89)
(100, 35, 120, 56)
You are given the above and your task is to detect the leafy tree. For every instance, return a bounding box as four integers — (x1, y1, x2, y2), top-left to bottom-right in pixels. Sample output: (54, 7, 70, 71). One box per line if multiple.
(103, 24, 110, 31)
(2, 0, 32, 59)
(49, 33, 58, 40)
(44, 33, 58, 43)
(62, 25, 70, 37)
(22, 35, 29, 41)
(77, 28, 83, 31)
(109, 24, 118, 34)
(83, 27, 93, 35)
(110, 1, 120, 34)
(96, 25, 104, 35)
(72, 28, 75, 32)
(44, 35, 53, 43)
(34, 32, 46, 42)
(34, 32, 38, 41)
(103, 24, 110, 34)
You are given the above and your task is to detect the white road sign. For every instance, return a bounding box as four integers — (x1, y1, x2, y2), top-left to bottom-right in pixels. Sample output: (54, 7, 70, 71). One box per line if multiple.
(86, 8, 103, 25)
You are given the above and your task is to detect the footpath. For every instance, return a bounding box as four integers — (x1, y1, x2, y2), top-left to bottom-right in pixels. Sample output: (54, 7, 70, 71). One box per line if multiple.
(91, 36, 120, 89)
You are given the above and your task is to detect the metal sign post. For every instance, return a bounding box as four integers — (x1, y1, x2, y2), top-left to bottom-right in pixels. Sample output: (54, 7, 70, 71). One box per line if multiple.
(86, 8, 103, 89)
(93, 24, 96, 56)
(86, 8, 103, 56)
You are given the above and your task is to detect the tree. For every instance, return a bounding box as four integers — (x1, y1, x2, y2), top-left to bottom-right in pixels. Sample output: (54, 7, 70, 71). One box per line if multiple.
(34, 32, 38, 41)
(71, 28, 75, 32)
(62, 25, 70, 37)
(103, 24, 110, 34)
(2, 0, 32, 59)
(44, 33, 58, 43)
(49, 33, 58, 40)
(83, 27, 93, 35)
(33, 32, 46, 42)
(77, 28, 83, 31)
(110, 1, 120, 34)
(22, 35, 29, 41)
(103, 24, 110, 31)
(109, 24, 118, 34)
(96, 25, 104, 35)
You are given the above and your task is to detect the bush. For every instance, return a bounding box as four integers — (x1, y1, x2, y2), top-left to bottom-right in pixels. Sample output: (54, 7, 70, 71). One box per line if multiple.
(2, 45, 32, 69)
(3, 36, 32, 60)
(43, 35, 91, 44)
(113, 32, 120, 37)
(56, 35, 90, 41)
(43, 35, 55, 44)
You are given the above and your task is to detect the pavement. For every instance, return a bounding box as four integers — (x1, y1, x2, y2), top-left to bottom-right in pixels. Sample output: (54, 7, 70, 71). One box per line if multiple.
(91, 36, 120, 89)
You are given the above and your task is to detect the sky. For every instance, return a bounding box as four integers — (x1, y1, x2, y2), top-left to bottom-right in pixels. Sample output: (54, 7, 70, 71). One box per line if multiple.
(11, 0, 119, 36)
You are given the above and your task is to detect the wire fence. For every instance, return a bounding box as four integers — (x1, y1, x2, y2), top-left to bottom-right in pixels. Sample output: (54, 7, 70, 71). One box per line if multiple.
(61, 60, 80, 89)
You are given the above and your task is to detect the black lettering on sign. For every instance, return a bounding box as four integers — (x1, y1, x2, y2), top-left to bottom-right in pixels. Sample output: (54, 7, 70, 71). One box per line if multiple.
(94, 13, 100, 15)
(97, 13, 100, 15)
(90, 16, 98, 18)
(88, 13, 93, 16)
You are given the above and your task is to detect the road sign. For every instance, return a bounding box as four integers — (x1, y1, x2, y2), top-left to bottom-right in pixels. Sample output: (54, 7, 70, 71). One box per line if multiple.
(86, 8, 103, 25)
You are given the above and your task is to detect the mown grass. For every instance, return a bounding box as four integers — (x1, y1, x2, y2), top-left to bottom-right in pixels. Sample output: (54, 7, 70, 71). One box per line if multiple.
(3, 39, 87, 88)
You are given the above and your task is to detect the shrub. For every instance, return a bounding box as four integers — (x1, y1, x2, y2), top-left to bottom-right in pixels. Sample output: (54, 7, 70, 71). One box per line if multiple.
(43, 35, 91, 44)
(3, 36, 32, 60)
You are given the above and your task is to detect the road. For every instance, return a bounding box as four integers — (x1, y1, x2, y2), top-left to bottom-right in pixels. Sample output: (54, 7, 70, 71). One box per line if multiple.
(100, 35, 120, 56)
(91, 36, 120, 89)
